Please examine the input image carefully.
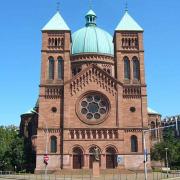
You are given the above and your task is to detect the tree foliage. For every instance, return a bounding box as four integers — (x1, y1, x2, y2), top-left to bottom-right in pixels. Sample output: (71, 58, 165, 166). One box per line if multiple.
(151, 129, 180, 168)
(0, 126, 25, 171)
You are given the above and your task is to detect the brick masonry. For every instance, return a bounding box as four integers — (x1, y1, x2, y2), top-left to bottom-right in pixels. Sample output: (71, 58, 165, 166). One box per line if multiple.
(20, 17, 161, 173)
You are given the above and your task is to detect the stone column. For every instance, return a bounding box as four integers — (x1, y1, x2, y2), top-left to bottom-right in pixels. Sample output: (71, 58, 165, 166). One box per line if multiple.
(83, 154, 89, 169)
(93, 161, 100, 177)
(101, 154, 106, 169)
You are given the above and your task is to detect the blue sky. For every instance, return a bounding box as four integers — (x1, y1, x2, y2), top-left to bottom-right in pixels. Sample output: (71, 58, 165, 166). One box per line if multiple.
(0, 0, 180, 126)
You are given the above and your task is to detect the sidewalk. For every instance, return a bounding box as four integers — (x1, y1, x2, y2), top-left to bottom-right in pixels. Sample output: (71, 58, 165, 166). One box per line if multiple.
(0, 172, 180, 180)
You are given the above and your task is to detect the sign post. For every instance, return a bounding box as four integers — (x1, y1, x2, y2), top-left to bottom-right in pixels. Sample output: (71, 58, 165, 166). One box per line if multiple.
(117, 155, 124, 169)
(44, 154, 49, 165)
(43, 154, 49, 180)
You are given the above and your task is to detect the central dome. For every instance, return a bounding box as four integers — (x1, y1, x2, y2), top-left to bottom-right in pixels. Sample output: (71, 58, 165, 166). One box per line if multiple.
(71, 10, 114, 56)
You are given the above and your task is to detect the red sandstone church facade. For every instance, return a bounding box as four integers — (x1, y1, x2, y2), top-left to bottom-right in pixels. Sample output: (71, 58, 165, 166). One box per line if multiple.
(20, 7, 162, 172)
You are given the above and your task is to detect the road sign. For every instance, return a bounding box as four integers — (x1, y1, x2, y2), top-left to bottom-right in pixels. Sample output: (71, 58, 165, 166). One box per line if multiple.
(117, 155, 124, 165)
(144, 149, 148, 162)
(44, 154, 49, 162)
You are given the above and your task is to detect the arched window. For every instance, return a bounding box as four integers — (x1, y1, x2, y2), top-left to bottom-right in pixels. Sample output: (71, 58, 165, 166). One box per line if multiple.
(133, 57, 140, 80)
(124, 57, 130, 80)
(55, 38, 58, 46)
(58, 57, 63, 79)
(131, 135, 138, 152)
(151, 121, 156, 139)
(128, 38, 131, 46)
(50, 136, 57, 153)
(48, 57, 54, 80)
(135, 38, 138, 47)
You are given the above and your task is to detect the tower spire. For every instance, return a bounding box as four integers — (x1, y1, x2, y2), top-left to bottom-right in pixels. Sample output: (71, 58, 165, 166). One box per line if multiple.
(125, 0, 128, 12)
(57, 1, 60, 12)
(89, 0, 93, 9)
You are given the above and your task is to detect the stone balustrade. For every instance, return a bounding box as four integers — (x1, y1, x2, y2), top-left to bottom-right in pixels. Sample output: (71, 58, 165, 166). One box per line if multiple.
(69, 129, 118, 140)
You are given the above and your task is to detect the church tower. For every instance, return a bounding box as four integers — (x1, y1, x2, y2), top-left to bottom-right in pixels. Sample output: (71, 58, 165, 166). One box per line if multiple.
(36, 11, 71, 171)
(114, 9, 150, 168)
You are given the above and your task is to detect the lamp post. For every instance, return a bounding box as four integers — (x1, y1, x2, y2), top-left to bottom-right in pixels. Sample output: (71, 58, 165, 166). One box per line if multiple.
(175, 117, 179, 136)
(165, 148, 169, 178)
(31, 109, 48, 180)
(143, 130, 148, 180)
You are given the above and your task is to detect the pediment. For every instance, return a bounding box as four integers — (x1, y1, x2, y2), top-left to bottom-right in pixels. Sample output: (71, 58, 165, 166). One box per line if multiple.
(70, 64, 118, 96)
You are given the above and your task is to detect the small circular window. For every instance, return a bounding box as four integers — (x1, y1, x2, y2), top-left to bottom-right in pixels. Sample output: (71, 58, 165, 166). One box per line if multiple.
(51, 107, 57, 113)
(77, 92, 110, 124)
(130, 107, 136, 113)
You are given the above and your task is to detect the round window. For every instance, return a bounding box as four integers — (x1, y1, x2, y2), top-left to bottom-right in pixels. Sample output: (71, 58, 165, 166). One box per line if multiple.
(77, 92, 110, 124)
(130, 107, 136, 113)
(51, 107, 57, 113)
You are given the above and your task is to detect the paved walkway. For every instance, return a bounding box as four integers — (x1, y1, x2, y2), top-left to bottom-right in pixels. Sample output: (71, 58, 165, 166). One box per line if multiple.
(0, 172, 180, 180)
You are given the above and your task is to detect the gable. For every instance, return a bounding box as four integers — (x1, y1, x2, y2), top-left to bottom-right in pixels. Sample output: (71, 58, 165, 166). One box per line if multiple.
(70, 64, 118, 96)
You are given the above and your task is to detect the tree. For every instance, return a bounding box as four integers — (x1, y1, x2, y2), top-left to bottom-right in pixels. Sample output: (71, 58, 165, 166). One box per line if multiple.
(151, 128, 180, 168)
(0, 126, 25, 171)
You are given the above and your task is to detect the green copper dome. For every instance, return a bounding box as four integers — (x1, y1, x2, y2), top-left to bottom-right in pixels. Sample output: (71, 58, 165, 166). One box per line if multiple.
(72, 10, 114, 56)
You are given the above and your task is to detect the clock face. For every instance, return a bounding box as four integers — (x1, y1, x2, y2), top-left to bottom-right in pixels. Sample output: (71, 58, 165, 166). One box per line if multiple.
(77, 92, 110, 125)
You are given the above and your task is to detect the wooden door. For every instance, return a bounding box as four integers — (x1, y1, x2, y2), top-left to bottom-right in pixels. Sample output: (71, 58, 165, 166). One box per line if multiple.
(73, 154, 82, 169)
(106, 154, 116, 169)
(106, 147, 117, 169)
(73, 147, 83, 169)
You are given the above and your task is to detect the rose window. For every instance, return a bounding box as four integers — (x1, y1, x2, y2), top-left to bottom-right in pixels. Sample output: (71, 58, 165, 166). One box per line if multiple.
(79, 94, 109, 122)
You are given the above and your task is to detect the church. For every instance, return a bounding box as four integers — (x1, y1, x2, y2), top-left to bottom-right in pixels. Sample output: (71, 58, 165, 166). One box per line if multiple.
(20, 6, 162, 172)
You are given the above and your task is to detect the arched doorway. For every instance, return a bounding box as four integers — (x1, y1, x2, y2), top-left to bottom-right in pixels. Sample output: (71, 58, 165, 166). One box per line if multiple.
(106, 147, 117, 169)
(73, 147, 83, 169)
(89, 146, 101, 169)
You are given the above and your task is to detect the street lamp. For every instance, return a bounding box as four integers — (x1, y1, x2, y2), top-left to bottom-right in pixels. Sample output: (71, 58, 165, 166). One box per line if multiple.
(31, 109, 48, 180)
(165, 148, 169, 178)
(143, 131, 148, 180)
